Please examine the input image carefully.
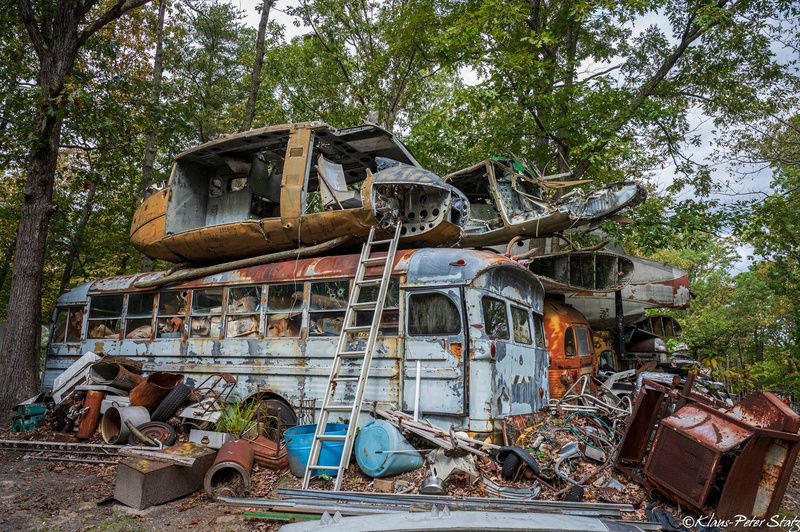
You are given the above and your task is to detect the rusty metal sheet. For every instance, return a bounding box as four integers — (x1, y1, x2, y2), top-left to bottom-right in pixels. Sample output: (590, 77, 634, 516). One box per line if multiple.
(645, 424, 720, 510)
(662, 404, 752, 452)
(730, 391, 800, 433)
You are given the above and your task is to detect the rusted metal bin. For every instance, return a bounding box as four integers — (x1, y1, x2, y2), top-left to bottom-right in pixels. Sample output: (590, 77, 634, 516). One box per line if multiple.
(617, 384, 800, 526)
(77, 390, 105, 439)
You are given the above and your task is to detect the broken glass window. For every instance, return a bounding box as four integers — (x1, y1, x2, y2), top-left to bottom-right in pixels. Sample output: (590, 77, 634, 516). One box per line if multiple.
(408, 293, 461, 336)
(482, 296, 509, 340)
(511, 306, 532, 345)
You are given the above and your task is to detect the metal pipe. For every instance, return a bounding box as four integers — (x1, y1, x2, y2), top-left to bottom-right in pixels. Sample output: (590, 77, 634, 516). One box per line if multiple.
(276, 488, 633, 513)
(413, 361, 421, 421)
(23, 454, 118, 465)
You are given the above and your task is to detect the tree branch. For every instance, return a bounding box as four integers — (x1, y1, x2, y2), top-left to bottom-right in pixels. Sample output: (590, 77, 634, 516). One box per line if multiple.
(78, 0, 153, 46)
(16, 0, 47, 56)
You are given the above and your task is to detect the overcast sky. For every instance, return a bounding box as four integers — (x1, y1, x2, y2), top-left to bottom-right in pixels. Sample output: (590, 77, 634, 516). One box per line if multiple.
(232, 0, 775, 272)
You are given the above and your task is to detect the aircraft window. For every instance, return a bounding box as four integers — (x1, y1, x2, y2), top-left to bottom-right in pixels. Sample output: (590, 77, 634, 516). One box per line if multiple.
(266, 283, 303, 337)
(226, 286, 261, 338)
(511, 306, 532, 345)
(408, 293, 461, 336)
(125, 293, 154, 339)
(482, 296, 509, 340)
(88, 295, 123, 339)
(564, 327, 577, 357)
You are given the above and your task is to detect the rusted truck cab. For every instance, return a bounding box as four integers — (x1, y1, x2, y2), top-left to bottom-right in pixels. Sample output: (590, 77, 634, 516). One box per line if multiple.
(543, 297, 595, 398)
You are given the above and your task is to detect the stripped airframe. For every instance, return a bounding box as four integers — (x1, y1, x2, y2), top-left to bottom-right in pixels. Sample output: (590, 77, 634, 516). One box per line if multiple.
(131, 123, 644, 265)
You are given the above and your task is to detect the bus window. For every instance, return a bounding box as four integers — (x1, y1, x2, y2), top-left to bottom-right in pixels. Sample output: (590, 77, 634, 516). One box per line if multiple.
(408, 293, 460, 336)
(88, 295, 122, 339)
(533, 314, 545, 348)
(52, 306, 84, 344)
(482, 296, 509, 340)
(125, 293, 154, 339)
(575, 327, 591, 357)
(511, 306, 532, 345)
(266, 283, 303, 337)
(354, 277, 400, 335)
(309, 280, 348, 336)
(226, 286, 261, 338)
(564, 327, 577, 356)
(190, 288, 223, 338)
(157, 291, 187, 338)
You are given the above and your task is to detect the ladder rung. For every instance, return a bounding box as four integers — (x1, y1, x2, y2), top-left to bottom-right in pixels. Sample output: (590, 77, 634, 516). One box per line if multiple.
(338, 350, 366, 358)
(370, 238, 394, 246)
(344, 325, 371, 333)
(362, 257, 386, 266)
(333, 376, 359, 382)
(316, 434, 347, 442)
(356, 278, 382, 286)
(350, 301, 377, 311)
(324, 405, 354, 412)
(307, 464, 340, 471)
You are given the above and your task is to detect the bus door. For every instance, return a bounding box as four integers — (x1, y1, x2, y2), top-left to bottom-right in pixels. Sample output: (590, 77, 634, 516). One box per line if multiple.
(402, 288, 466, 416)
(476, 293, 540, 415)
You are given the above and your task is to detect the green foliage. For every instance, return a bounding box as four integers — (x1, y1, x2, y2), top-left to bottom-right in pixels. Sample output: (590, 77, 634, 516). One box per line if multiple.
(216, 400, 259, 436)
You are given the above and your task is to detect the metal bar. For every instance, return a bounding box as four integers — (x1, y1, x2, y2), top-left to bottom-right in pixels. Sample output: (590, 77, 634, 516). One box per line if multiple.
(276, 488, 634, 513)
(219, 497, 398, 516)
(0, 439, 126, 453)
(22, 454, 118, 465)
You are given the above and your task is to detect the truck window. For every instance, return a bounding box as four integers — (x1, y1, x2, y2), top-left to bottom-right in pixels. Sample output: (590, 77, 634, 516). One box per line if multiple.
(88, 295, 123, 339)
(408, 293, 461, 336)
(226, 286, 261, 338)
(267, 283, 303, 337)
(354, 277, 400, 335)
(125, 293, 154, 339)
(157, 291, 187, 338)
(190, 288, 223, 338)
(564, 327, 577, 356)
(52, 306, 84, 344)
(533, 314, 545, 348)
(511, 306, 532, 345)
(575, 327, 591, 357)
(482, 296, 509, 340)
(309, 280, 348, 336)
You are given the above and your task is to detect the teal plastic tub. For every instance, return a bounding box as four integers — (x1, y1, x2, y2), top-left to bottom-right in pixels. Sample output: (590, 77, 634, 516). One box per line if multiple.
(355, 419, 423, 477)
(284, 423, 347, 477)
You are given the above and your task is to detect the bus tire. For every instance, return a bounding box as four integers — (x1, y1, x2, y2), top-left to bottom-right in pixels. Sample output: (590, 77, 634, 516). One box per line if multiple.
(151, 383, 192, 421)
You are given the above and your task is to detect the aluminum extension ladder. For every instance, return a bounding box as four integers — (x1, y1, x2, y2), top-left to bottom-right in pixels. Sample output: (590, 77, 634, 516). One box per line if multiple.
(302, 223, 402, 490)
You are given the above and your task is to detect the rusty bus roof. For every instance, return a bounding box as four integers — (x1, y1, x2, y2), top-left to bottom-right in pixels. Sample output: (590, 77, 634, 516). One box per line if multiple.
(59, 248, 542, 303)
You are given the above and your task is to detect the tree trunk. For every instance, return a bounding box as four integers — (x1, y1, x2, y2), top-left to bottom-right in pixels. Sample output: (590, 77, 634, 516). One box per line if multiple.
(59, 182, 96, 295)
(0, 96, 64, 409)
(139, 0, 167, 273)
(241, 0, 272, 132)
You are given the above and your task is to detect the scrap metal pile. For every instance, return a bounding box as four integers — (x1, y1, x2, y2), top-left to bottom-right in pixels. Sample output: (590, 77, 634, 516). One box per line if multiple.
(5, 349, 800, 530)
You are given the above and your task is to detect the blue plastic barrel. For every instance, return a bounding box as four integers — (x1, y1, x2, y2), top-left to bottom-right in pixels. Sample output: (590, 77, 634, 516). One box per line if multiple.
(284, 423, 347, 477)
(354, 419, 423, 478)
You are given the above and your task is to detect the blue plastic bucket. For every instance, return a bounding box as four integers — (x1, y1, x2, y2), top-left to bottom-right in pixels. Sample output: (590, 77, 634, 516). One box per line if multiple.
(355, 419, 423, 477)
(284, 423, 347, 477)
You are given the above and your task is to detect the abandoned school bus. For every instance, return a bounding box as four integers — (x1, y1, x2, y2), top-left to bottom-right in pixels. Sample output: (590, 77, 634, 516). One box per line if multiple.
(44, 248, 548, 435)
